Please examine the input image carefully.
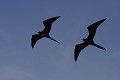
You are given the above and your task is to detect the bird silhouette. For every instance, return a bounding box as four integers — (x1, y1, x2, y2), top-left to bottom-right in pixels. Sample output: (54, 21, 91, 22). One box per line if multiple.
(74, 18, 107, 61)
(31, 16, 60, 48)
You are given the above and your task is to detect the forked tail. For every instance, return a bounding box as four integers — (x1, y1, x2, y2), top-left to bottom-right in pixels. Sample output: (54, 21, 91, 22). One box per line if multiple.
(46, 35, 60, 44)
(92, 43, 106, 51)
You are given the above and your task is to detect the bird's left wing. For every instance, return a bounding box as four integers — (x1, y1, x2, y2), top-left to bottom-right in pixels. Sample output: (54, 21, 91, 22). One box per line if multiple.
(87, 18, 107, 39)
(74, 43, 88, 61)
(43, 16, 60, 33)
(31, 34, 42, 48)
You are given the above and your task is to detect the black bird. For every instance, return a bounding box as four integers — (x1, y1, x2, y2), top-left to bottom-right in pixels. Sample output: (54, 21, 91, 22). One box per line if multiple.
(31, 16, 60, 48)
(74, 18, 107, 61)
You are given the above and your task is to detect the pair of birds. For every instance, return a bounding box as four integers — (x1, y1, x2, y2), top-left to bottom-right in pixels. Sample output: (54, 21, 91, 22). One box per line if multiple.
(31, 16, 107, 61)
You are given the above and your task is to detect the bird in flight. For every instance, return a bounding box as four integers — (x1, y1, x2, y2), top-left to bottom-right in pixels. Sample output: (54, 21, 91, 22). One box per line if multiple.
(31, 16, 60, 48)
(74, 18, 107, 61)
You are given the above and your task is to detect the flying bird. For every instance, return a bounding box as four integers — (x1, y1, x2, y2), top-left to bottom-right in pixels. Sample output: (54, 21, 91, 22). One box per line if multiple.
(31, 16, 60, 48)
(74, 18, 107, 61)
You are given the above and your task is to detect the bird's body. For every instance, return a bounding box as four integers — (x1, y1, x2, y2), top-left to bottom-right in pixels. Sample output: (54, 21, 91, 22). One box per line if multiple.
(74, 18, 107, 61)
(31, 16, 60, 48)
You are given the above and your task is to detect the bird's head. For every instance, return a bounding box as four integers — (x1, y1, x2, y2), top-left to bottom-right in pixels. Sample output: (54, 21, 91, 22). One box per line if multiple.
(38, 32, 41, 34)
(81, 38, 86, 42)
(37, 32, 44, 37)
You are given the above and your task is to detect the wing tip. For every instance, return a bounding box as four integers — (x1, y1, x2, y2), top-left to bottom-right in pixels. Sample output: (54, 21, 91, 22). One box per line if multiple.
(74, 57, 77, 62)
(31, 45, 34, 48)
(74, 44, 79, 62)
(103, 18, 107, 21)
(50, 16, 61, 19)
(31, 34, 37, 48)
(57, 16, 61, 18)
(31, 39, 34, 48)
(74, 52, 78, 62)
(55, 16, 61, 19)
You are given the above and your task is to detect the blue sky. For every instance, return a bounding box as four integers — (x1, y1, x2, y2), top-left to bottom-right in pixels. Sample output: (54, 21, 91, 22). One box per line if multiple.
(0, 0, 120, 80)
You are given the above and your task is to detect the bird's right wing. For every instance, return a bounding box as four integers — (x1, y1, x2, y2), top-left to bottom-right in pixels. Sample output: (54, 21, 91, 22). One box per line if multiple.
(31, 34, 41, 48)
(43, 16, 60, 33)
(87, 18, 107, 39)
(74, 43, 88, 61)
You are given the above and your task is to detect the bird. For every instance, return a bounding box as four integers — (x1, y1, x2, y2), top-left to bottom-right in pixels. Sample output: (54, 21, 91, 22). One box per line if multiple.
(74, 18, 107, 61)
(31, 16, 60, 48)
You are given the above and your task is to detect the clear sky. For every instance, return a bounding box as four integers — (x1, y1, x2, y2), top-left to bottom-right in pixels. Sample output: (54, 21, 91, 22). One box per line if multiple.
(0, 0, 120, 80)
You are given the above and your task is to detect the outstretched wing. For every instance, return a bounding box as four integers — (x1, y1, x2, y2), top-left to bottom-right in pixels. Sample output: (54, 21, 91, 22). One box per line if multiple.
(74, 43, 88, 61)
(31, 34, 42, 48)
(42, 16, 60, 33)
(87, 18, 107, 39)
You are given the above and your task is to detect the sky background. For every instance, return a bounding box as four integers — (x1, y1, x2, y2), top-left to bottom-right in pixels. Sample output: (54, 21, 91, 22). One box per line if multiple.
(0, 0, 120, 80)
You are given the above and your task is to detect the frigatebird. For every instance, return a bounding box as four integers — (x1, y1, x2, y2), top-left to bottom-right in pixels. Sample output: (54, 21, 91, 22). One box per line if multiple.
(31, 16, 60, 48)
(74, 18, 107, 61)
